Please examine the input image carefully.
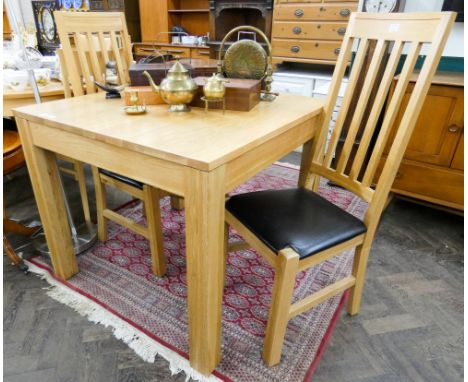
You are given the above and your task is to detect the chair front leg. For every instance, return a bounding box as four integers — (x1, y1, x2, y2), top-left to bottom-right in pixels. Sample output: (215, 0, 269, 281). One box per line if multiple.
(347, 244, 371, 316)
(263, 248, 300, 366)
(91, 166, 108, 242)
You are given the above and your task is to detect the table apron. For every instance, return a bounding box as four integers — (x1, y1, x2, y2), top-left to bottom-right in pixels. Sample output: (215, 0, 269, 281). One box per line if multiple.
(28, 121, 186, 196)
(225, 116, 318, 192)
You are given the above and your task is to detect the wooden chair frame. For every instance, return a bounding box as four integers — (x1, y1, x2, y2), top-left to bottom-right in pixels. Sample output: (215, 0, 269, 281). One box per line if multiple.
(55, 11, 177, 276)
(226, 12, 456, 366)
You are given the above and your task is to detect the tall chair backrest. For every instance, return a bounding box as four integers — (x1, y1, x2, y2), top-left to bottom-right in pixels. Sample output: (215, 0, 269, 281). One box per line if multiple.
(307, 12, 455, 242)
(54, 11, 133, 97)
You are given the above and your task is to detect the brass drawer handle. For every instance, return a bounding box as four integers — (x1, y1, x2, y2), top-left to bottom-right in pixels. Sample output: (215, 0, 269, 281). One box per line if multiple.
(339, 9, 351, 17)
(291, 45, 300, 53)
(338, 27, 346, 36)
(294, 9, 304, 17)
(293, 26, 302, 34)
(198, 51, 210, 55)
(448, 125, 460, 133)
(334, 48, 341, 55)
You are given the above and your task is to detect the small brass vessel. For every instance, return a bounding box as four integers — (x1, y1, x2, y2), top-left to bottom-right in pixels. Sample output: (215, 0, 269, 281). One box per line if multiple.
(143, 60, 197, 112)
(124, 90, 146, 115)
(203, 73, 228, 100)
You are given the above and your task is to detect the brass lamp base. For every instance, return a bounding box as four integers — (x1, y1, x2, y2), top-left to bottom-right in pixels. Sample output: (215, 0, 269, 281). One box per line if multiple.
(168, 104, 191, 112)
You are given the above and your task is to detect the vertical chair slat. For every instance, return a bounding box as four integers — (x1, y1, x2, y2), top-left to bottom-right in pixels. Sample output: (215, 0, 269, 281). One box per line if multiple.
(74, 33, 96, 94)
(56, 49, 72, 98)
(324, 38, 370, 168)
(361, 41, 423, 187)
(109, 30, 127, 84)
(86, 32, 103, 85)
(98, 31, 110, 64)
(349, 40, 404, 181)
(336, 39, 388, 175)
(310, 36, 354, 167)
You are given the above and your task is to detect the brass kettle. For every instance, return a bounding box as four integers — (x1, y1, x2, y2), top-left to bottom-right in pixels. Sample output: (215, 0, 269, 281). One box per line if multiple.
(143, 60, 197, 112)
(203, 73, 228, 100)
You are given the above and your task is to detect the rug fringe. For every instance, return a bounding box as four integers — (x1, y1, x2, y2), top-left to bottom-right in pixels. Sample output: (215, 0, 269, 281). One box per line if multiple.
(25, 260, 221, 382)
(275, 161, 300, 169)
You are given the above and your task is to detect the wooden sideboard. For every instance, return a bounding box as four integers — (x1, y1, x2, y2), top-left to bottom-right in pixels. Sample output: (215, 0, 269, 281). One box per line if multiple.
(376, 72, 464, 211)
(271, 0, 358, 67)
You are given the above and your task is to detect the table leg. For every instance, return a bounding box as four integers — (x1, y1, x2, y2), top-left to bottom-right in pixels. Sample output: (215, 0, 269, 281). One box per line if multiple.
(16, 118, 78, 280)
(184, 165, 226, 375)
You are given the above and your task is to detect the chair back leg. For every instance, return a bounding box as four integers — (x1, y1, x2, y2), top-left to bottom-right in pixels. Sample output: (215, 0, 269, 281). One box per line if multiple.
(73, 161, 91, 223)
(91, 166, 108, 241)
(143, 185, 166, 277)
(263, 248, 300, 366)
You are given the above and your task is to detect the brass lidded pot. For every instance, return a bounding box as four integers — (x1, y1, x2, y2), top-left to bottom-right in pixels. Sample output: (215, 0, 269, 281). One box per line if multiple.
(203, 73, 228, 100)
(143, 60, 198, 112)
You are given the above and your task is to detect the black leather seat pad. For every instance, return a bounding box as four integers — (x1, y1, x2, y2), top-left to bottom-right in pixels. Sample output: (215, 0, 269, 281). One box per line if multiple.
(226, 188, 367, 260)
(99, 169, 144, 190)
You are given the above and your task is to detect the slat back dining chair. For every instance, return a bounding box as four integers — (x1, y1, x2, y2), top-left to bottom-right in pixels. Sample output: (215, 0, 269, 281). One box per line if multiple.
(54, 11, 133, 96)
(225, 12, 456, 366)
(55, 11, 169, 276)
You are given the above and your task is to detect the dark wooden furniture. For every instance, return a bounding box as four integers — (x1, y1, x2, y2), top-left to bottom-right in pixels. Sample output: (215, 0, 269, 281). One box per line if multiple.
(3, 1, 11, 40)
(271, 0, 358, 67)
(375, 71, 464, 211)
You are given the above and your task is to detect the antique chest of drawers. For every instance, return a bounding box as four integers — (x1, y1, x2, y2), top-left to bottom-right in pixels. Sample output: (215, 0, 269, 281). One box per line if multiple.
(271, 0, 359, 66)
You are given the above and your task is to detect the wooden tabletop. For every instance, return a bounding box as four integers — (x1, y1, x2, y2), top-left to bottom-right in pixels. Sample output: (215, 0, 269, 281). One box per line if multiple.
(13, 92, 323, 171)
(3, 81, 64, 99)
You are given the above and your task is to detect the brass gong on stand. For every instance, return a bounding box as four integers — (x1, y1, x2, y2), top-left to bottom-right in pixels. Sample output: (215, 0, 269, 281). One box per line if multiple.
(217, 26, 277, 102)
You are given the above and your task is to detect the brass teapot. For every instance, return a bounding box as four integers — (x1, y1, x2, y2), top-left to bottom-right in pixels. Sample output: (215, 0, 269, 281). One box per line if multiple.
(143, 60, 197, 112)
(203, 73, 229, 100)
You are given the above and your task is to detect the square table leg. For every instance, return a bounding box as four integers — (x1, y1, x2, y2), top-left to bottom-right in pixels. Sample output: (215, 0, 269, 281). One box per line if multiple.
(184, 165, 226, 375)
(16, 118, 78, 280)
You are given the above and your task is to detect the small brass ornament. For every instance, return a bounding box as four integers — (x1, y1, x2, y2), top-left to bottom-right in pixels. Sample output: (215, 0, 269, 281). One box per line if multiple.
(124, 90, 147, 115)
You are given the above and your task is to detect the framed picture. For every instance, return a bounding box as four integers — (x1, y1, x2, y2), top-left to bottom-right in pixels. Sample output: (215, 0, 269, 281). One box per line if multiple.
(32, 0, 61, 55)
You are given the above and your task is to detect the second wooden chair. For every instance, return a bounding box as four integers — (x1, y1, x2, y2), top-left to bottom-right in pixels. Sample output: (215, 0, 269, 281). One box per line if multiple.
(55, 11, 173, 276)
(225, 11, 456, 366)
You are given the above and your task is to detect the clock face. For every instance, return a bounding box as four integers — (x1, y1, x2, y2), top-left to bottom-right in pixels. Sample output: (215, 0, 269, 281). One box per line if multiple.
(365, 0, 397, 13)
(41, 8, 56, 42)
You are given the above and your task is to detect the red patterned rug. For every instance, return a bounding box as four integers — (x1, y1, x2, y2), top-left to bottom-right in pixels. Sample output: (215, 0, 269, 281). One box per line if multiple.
(26, 163, 367, 382)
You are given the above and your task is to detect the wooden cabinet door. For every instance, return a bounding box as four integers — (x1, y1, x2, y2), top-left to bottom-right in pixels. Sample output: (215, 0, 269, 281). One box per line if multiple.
(451, 132, 464, 171)
(385, 83, 464, 166)
(138, 0, 169, 42)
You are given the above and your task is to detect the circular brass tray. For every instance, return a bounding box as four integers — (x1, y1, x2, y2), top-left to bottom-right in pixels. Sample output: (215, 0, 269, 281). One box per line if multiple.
(223, 40, 267, 80)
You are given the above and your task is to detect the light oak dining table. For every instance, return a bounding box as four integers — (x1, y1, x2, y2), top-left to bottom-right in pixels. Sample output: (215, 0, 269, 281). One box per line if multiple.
(13, 92, 323, 375)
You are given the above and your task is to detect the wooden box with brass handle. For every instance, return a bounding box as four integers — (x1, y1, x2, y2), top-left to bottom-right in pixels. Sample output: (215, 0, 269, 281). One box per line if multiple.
(190, 77, 262, 112)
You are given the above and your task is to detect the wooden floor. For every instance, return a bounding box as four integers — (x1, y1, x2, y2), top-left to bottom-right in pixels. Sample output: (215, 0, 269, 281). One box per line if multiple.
(3, 154, 464, 382)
